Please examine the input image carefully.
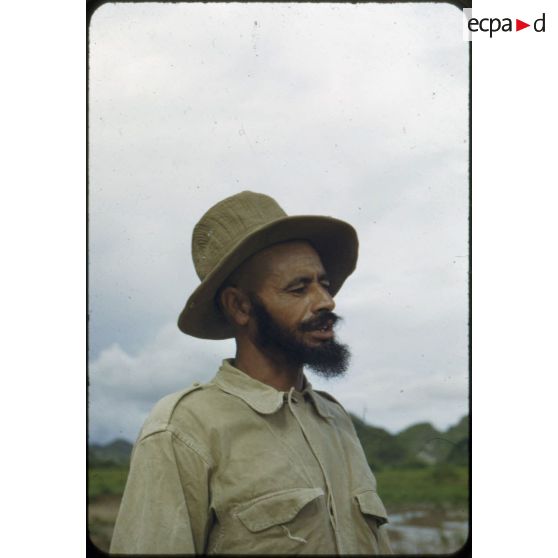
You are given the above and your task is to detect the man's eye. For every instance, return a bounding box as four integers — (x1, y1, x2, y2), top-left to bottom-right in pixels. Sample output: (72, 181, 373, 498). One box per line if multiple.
(289, 286, 306, 294)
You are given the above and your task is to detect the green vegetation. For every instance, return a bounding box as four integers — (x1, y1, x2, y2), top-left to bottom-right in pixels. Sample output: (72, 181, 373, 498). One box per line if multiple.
(88, 467, 129, 499)
(88, 415, 469, 554)
(446, 438, 469, 465)
(351, 416, 408, 468)
(87, 464, 468, 508)
(89, 439, 133, 468)
(375, 464, 469, 509)
(88, 414, 469, 507)
(351, 413, 469, 469)
(349, 413, 469, 510)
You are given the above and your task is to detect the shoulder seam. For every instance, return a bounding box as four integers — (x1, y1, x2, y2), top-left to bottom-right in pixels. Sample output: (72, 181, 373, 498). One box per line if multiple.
(313, 389, 354, 422)
(165, 384, 207, 423)
(140, 383, 209, 432)
(314, 389, 343, 407)
(138, 427, 213, 467)
(168, 425, 213, 467)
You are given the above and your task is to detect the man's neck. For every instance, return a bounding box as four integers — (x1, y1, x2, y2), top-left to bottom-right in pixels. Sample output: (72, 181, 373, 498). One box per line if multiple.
(233, 340, 304, 392)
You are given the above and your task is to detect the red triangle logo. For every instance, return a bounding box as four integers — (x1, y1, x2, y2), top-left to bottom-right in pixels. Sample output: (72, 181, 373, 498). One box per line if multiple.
(516, 19, 530, 31)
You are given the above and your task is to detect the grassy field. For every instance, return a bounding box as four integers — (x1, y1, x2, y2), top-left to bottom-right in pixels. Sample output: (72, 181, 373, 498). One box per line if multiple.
(88, 463, 468, 552)
(375, 464, 469, 510)
(88, 468, 131, 551)
(88, 463, 468, 508)
(88, 467, 129, 499)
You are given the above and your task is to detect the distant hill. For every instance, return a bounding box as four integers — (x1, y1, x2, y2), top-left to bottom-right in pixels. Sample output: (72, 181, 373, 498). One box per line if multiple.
(445, 437, 469, 465)
(395, 422, 442, 464)
(89, 438, 133, 467)
(350, 414, 469, 468)
(88, 415, 470, 469)
(351, 416, 408, 468)
(444, 415, 469, 443)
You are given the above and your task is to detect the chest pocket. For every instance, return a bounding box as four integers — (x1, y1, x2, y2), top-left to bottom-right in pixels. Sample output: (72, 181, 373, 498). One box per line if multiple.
(236, 487, 325, 532)
(355, 490, 389, 526)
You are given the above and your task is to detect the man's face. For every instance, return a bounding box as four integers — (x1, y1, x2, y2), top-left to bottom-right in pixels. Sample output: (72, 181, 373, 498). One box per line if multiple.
(247, 241, 350, 378)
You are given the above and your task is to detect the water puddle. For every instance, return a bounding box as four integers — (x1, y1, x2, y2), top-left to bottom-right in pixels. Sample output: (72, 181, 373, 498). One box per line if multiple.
(385, 508, 469, 554)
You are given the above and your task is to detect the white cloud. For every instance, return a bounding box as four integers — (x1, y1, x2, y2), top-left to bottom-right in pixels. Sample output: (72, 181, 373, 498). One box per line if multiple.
(89, 304, 468, 443)
(89, 322, 235, 442)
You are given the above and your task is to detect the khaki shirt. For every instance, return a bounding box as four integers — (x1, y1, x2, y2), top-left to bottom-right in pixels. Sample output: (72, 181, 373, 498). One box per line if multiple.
(110, 360, 392, 555)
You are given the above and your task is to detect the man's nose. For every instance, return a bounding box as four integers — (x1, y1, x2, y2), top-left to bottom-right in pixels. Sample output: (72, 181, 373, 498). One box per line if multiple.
(312, 284, 335, 313)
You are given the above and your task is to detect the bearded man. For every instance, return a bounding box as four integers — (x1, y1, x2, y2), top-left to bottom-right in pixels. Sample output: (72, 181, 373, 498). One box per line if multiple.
(110, 191, 392, 555)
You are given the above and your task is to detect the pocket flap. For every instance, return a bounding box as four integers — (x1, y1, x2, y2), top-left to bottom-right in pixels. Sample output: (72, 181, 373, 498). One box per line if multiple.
(236, 488, 324, 533)
(355, 490, 388, 526)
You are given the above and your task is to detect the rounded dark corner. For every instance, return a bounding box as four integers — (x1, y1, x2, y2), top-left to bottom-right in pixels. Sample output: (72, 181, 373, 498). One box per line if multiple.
(446, 528, 471, 558)
(445, 0, 472, 12)
(87, 531, 111, 557)
(87, 0, 111, 28)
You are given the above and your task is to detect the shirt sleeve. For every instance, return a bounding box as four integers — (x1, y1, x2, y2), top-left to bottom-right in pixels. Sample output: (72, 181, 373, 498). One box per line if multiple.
(109, 429, 212, 555)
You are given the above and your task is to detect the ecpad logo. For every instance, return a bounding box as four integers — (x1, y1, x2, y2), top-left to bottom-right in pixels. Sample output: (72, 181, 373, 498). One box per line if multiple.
(463, 10, 546, 40)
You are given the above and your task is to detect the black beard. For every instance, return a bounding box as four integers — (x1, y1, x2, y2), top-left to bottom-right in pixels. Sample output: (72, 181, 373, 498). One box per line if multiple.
(249, 295, 351, 379)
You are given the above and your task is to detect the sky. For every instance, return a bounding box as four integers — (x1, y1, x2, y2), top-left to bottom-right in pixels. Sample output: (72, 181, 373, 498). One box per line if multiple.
(88, 2, 469, 444)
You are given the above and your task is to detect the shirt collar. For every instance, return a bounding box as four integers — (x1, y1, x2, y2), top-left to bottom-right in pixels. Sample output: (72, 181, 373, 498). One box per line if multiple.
(214, 359, 333, 419)
(301, 379, 334, 419)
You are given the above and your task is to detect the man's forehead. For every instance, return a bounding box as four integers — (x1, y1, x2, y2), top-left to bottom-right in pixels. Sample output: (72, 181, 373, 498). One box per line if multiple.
(254, 241, 327, 280)
(228, 240, 327, 292)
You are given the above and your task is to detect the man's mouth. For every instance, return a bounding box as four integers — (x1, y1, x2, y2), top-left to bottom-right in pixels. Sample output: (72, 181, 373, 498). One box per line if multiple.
(308, 320, 334, 340)
(299, 313, 340, 341)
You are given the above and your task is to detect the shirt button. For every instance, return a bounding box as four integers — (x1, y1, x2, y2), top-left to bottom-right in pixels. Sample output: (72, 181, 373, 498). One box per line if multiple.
(193, 381, 200, 386)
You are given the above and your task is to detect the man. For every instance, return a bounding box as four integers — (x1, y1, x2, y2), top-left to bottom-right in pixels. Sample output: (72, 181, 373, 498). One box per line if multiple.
(110, 191, 392, 555)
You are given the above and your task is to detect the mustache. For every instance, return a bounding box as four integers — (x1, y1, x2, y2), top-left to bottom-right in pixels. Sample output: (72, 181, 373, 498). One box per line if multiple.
(299, 312, 342, 332)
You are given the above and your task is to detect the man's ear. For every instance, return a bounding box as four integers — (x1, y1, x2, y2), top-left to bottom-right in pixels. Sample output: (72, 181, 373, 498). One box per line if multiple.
(219, 286, 252, 327)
